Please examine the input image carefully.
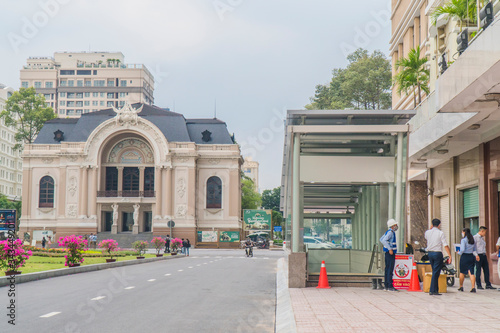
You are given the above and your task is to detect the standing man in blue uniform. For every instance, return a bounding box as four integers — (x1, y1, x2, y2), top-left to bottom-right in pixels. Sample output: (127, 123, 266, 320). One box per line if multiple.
(425, 218, 452, 296)
(380, 219, 399, 291)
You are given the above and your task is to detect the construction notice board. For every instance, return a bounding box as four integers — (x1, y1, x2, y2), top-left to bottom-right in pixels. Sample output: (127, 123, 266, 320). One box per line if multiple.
(393, 254, 414, 289)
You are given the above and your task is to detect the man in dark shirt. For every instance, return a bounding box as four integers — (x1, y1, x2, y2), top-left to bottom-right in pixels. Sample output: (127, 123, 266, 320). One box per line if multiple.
(165, 235, 171, 253)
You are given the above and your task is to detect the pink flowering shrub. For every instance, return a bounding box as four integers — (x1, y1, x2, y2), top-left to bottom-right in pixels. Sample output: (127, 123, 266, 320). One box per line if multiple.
(98, 239, 120, 259)
(132, 240, 148, 256)
(58, 235, 87, 267)
(170, 238, 182, 251)
(0, 239, 32, 272)
(151, 237, 166, 255)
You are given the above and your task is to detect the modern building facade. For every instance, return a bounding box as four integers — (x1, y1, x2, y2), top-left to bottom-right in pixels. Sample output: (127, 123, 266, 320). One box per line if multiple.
(19, 103, 242, 244)
(20, 52, 154, 117)
(280, 110, 413, 287)
(392, 1, 500, 283)
(242, 156, 259, 191)
(0, 84, 22, 201)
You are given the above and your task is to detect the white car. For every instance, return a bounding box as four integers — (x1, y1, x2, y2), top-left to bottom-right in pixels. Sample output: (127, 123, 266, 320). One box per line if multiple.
(303, 236, 336, 249)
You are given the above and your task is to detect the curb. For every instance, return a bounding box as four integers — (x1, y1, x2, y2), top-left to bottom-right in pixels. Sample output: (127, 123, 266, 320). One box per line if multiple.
(0, 254, 185, 287)
(275, 257, 297, 333)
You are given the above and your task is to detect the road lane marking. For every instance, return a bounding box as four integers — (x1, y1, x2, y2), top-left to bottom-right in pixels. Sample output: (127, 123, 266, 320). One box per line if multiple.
(196, 264, 201, 266)
(125, 286, 135, 290)
(165, 273, 171, 276)
(188, 266, 193, 268)
(40, 312, 61, 318)
(148, 279, 156, 282)
(178, 269, 183, 272)
(90, 296, 106, 301)
(203, 263, 207, 265)
(204, 256, 210, 258)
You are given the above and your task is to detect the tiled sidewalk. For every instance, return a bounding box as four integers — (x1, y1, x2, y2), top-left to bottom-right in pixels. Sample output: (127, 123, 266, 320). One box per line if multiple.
(290, 282, 500, 333)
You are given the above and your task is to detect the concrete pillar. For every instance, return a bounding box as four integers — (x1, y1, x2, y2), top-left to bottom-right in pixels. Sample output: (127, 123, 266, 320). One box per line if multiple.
(155, 167, 162, 218)
(395, 132, 404, 251)
(165, 167, 172, 216)
(22, 168, 30, 217)
(292, 134, 301, 253)
(117, 167, 124, 193)
(139, 167, 145, 195)
(229, 169, 239, 217)
(58, 167, 66, 217)
(89, 167, 98, 218)
(188, 167, 196, 218)
(80, 166, 88, 217)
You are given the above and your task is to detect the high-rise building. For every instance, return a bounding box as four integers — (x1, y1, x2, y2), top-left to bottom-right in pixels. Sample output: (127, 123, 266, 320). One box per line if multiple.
(392, 1, 500, 283)
(20, 52, 154, 117)
(242, 156, 259, 191)
(0, 83, 22, 201)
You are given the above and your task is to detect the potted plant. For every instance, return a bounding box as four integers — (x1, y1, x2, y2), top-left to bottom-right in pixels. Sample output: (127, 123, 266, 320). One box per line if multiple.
(58, 235, 87, 267)
(0, 239, 32, 275)
(132, 240, 148, 259)
(393, 46, 430, 108)
(151, 237, 166, 256)
(432, 0, 477, 32)
(170, 238, 182, 255)
(99, 239, 119, 262)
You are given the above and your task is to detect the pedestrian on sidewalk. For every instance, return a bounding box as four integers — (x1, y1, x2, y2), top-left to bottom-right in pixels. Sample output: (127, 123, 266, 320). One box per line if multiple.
(496, 236, 500, 291)
(458, 228, 477, 293)
(185, 239, 191, 256)
(41, 237, 46, 249)
(474, 226, 494, 289)
(380, 219, 399, 292)
(165, 235, 170, 253)
(181, 238, 185, 254)
(425, 218, 452, 296)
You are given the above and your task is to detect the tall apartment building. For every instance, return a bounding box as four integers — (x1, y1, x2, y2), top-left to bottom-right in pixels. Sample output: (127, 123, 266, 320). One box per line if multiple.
(20, 52, 154, 117)
(0, 84, 22, 201)
(392, 0, 500, 283)
(242, 156, 259, 191)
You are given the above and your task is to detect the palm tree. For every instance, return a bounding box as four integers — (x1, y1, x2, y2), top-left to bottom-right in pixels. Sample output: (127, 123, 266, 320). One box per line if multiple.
(393, 46, 430, 108)
(432, 0, 479, 31)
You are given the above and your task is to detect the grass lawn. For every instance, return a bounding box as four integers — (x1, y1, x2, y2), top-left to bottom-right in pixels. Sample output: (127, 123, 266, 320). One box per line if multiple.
(19, 253, 162, 274)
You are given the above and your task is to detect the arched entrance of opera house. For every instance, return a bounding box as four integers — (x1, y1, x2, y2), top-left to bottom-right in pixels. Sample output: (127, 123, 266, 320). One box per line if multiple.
(96, 133, 157, 234)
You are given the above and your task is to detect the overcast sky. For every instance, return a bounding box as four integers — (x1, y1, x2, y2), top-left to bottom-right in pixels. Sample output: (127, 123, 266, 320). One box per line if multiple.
(0, 0, 391, 191)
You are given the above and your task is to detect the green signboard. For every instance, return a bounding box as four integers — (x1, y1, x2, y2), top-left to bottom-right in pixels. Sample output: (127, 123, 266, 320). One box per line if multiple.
(243, 209, 272, 231)
(219, 231, 240, 242)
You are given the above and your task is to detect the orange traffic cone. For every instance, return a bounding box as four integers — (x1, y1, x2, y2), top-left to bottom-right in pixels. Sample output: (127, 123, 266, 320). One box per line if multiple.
(316, 261, 331, 289)
(407, 261, 422, 292)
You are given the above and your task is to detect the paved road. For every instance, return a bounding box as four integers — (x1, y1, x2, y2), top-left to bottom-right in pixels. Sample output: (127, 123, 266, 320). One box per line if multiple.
(0, 249, 282, 333)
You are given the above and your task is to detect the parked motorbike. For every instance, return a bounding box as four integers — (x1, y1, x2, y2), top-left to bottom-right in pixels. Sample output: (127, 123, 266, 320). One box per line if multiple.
(418, 248, 457, 286)
(256, 237, 269, 249)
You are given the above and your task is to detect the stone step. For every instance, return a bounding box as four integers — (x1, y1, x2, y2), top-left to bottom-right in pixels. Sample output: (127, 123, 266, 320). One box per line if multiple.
(96, 232, 156, 249)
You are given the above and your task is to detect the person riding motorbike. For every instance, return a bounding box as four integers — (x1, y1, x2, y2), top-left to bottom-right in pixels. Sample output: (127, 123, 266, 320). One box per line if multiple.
(245, 238, 253, 257)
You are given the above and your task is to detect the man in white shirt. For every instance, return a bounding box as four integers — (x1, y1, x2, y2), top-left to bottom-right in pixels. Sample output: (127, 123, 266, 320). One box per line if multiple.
(473, 226, 494, 289)
(424, 218, 452, 295)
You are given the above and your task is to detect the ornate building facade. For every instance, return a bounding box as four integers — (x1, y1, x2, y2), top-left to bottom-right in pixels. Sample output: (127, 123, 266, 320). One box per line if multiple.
(19, 103, 242, 242)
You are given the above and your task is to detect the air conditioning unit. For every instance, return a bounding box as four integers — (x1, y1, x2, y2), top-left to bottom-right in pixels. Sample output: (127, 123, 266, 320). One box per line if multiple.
(457, 28, 468, 55)
(480, 2, 494, 29)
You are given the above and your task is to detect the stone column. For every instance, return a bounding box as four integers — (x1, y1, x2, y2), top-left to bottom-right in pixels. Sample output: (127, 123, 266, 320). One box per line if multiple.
(111, 203, 118, 234)
(117, 167, 124, 193)
(22, 168, 30, 217)
(79, 166, 88, 217)
(165, 167, 172, 217)
(139, 167, 145, 195)
(155, 167, 162, 218)
(58, 167, 66, 217)
(89, 167, 98, 218)
(188, 167, 196, 218)
(229, 169, 239, 217)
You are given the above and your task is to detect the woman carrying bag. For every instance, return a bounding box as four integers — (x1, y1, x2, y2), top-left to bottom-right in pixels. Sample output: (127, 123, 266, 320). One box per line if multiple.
(457, 228, 477, 293)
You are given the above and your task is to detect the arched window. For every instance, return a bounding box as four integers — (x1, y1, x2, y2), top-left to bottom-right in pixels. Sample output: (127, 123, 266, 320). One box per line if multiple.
(39, 176, 55, 208)
(206, 176, 222, 209)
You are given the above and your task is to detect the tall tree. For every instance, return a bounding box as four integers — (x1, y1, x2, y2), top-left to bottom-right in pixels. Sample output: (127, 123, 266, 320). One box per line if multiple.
(393, 46, 430, 107)
(261, 187, 281, 212)
(306, 49, 391, 110)
(1, 87, 56, 150)
(241, 176, 261, 210)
